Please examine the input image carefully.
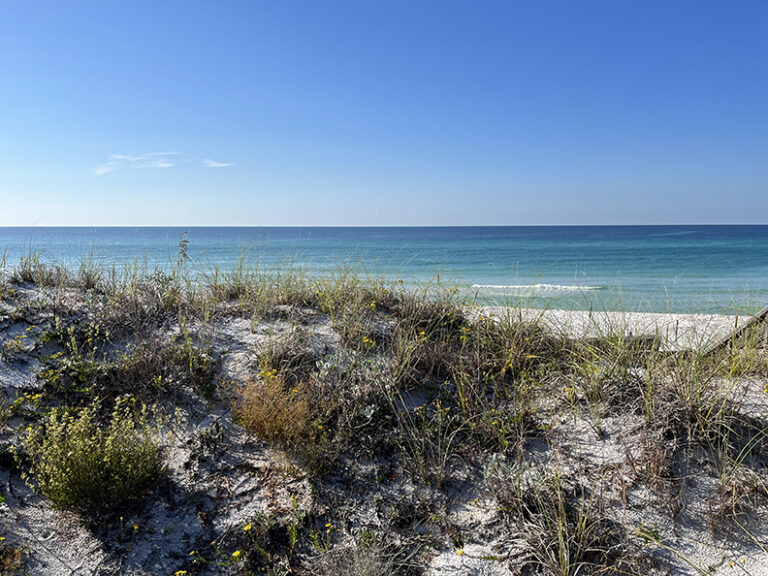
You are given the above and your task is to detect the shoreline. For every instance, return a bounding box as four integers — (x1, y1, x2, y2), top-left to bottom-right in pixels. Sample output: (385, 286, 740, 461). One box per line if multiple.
(2, 224, 767, 317)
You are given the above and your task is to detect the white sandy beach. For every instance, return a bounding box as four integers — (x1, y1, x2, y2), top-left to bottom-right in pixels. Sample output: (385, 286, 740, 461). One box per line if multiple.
(480, 306, 749, 351)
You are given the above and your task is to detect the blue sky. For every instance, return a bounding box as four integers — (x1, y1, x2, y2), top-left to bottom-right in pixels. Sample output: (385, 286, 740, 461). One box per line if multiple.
(1, 0, 766, 225)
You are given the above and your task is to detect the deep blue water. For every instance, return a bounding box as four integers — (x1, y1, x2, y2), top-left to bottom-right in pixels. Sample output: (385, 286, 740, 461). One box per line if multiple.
(1, 226, 767, 313)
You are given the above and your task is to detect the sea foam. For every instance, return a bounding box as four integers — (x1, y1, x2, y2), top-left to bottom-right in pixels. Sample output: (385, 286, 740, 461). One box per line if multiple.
(472, 283, 602, 293)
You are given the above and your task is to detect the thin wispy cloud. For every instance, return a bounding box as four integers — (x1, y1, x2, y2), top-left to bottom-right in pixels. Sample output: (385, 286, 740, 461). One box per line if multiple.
(93, 152, 181, 175)
(202, 158, 234, 168)
(93, 153, 233, 174)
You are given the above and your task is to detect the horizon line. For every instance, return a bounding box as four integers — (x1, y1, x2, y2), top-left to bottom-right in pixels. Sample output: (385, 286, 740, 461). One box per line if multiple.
(1, 223, 768, 228)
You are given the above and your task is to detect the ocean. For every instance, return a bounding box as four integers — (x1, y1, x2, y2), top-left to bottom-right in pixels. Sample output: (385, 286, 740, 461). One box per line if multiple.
(1, 226, 766, 314)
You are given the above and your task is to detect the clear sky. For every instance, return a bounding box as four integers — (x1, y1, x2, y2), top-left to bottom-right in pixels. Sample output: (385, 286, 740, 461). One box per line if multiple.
(1, 0, 766, 226)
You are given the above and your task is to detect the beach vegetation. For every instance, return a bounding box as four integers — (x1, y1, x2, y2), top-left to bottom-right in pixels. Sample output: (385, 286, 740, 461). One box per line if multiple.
(20, 397, 166, 517)
(1, 254, 767, 572)
(0, 539, 25, 576)
(11, 250, 67, 287)
(487, 464, 651, 575)
(236, 368, 333, 474)
(315, 534, 401, 576)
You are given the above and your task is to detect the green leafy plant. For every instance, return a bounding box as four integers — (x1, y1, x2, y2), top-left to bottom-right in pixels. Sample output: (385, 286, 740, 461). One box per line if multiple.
(21, 398, 166, 516)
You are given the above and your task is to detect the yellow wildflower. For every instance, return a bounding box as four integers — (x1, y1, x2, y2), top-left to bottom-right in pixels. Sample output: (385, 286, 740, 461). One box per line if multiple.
(232, 550, 242, 560)
(457, 548, 464, 556)
(244, 523, 252, 532)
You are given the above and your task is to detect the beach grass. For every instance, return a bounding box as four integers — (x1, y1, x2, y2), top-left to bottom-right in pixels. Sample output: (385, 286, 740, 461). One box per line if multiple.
(1, 250, 767, 575)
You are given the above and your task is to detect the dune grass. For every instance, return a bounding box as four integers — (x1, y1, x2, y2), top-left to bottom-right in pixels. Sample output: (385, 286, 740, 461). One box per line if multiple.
(1, 249, 767, 574)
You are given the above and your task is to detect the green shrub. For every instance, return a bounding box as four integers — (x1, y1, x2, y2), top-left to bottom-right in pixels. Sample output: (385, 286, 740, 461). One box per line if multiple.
(22, 398, 166, 515)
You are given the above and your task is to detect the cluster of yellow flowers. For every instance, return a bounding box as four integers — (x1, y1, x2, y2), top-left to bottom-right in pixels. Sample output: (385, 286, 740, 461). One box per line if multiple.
(258, 368, 278, 380)
(3, 333, 27, 352)
(8, 392, 43, 416)
(39, 368, 59, 382)
(413, 400, 453, 419)
(362, 336, 376, 348)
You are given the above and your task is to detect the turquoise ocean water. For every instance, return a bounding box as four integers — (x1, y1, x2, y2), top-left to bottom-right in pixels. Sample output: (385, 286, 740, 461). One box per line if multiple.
(1, 226, 766, 314)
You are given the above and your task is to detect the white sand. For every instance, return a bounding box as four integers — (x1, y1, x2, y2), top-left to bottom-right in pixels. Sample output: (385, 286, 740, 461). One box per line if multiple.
(479, 306, 749, 351)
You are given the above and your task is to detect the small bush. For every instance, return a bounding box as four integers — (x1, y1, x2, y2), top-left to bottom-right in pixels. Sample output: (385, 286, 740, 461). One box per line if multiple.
(22, 398, 166, 516)
(236, 372, 333, 472)
(237, 373, 323, 447)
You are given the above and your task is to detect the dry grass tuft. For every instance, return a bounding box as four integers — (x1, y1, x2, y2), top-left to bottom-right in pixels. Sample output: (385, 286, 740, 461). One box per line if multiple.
(236, 371, 334, 474)
(237, 374, 317, 448)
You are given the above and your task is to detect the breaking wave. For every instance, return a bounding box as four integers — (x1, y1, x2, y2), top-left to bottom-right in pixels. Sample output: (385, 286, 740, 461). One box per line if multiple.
(472, 283, 603, 293)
